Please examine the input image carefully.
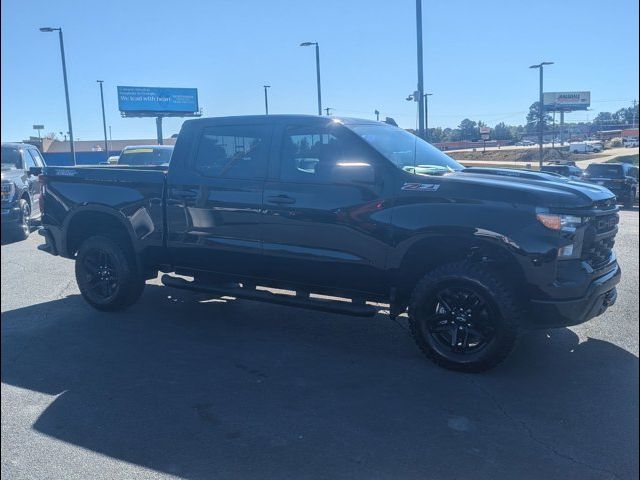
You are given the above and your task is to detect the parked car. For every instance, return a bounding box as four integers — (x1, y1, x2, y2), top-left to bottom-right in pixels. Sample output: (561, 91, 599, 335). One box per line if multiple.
(107, 155, 119, 164)
(37, 115, 621, 372)
(515, 140, 535, 146)
(624, 139, 639, 148)
(117, 145, 173, 166)
(1, 143, 45, 240)
(584, 162, 639, 208)
(569, 142, 601, 154)
(540, 164, 584, 180)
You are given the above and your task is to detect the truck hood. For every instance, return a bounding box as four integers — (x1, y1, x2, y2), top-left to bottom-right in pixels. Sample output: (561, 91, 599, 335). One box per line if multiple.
(1, 167, 24, 183)
(443, 167, 615, 208)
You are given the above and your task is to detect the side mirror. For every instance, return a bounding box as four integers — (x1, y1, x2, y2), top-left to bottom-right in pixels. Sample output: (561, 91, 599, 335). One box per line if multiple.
(28, 166, 43, 176)
(331, 162, 376, 184)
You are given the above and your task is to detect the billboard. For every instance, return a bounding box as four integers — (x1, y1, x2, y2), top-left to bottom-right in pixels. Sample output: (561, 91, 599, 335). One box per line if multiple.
(117, 86, 199, 115)
(543, 91, 590, 111)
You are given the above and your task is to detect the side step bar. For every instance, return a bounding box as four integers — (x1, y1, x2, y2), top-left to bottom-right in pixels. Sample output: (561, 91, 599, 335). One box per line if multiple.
(161, 274, 378, 317)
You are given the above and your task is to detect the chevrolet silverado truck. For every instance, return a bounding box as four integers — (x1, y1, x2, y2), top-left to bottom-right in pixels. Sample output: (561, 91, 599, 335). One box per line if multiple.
(35, 115, 621, 372)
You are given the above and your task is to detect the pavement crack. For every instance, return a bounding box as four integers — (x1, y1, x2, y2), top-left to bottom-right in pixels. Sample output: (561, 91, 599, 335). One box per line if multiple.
(471, 379, 622, 480)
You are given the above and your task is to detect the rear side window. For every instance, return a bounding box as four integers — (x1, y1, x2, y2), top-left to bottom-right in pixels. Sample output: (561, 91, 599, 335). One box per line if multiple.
(195, 125, 270, 179)
(586, 164, 623, 178)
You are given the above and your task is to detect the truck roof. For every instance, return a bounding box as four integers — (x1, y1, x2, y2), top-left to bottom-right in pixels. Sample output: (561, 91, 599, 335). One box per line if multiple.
(182, 114, 381, 128)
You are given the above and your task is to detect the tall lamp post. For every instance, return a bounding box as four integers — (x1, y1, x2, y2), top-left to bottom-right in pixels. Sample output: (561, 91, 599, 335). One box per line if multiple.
(263, 85, 270, 115)
(424, 93, 433, 141)
(40, 27, 75, 164)
(415, 0, 425, 139)
(529, 61, 553, 168)
(300, 42, 322, 115)
(97, 80, 109, 157)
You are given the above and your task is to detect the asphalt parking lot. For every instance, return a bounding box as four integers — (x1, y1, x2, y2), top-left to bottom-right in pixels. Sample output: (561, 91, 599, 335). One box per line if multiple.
(1, 209, 638, 480)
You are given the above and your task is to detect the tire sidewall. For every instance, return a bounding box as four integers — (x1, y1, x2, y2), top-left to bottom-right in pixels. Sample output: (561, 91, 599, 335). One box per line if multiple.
(409, 263, 520, 372)
(75, 236, 142, 311)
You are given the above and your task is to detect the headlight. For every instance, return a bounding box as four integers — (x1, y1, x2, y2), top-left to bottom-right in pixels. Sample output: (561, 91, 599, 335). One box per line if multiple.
(1, 183, 15, 201)
(536, 213, 584, 232)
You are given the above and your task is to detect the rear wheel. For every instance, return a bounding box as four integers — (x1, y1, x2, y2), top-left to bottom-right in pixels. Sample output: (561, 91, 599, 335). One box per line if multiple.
(75, 235, 145, 311)
(408, 262, 521, 373)
(623, 189, 635, 208)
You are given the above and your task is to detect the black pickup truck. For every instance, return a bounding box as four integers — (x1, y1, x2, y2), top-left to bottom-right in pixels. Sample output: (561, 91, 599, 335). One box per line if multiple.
(36, 115, 621, 372)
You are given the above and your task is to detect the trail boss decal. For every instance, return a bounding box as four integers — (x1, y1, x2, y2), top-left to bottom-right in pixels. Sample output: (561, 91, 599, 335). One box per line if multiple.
(401, 182, 440, 191)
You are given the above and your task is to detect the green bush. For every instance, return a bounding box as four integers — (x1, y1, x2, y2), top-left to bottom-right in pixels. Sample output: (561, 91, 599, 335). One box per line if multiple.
(608, 137, 624, 148)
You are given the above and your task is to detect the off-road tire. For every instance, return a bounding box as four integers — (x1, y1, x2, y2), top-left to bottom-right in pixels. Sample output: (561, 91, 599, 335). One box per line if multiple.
(408, 261, 522, 373)
(75, 235, 145, 311)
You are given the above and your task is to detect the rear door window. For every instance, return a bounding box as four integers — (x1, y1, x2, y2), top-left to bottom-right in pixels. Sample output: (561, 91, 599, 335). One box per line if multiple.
(195, 125, 271, 179)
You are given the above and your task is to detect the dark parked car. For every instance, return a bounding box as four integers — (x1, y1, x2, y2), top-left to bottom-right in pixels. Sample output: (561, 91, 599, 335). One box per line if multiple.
(37, 115, 621, 372)
(584, 162, 638, 208)
(540, 164, 584, 180)
(117, 145, 173, 166)
(1, 142, 45, 239)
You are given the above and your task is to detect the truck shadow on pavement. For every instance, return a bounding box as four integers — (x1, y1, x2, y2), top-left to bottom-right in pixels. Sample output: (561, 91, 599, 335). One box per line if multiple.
(2, 285, 638, 479)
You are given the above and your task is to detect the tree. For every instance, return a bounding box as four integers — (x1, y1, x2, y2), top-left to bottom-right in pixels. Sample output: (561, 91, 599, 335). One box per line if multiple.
(526, 102, 552, 133)
(493, 122, 513, 141)
(458, 118, 477, 140)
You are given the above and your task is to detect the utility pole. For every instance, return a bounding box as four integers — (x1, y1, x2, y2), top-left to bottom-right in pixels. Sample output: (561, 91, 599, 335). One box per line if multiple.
(424, 93, 433, 142)
(633, 100, 638, 128)
(375, 109, 380, 121)
(263, 85, 270, 115)
(415, 0, 425, 139)
(324, 107, 333, 115)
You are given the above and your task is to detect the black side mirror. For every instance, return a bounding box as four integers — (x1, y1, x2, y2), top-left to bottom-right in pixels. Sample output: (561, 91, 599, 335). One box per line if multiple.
(28, 166, 43, 176)
(331, 162, 376, 184)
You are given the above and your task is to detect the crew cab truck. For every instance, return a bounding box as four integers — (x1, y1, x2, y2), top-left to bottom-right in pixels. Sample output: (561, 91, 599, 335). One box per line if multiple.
(36, 115, 621, 372)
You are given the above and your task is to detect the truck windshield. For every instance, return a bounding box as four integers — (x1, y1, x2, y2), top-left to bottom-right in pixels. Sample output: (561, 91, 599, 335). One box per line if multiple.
(347, 124, 463, 175)
(1, 147, 22, 169)
(119, 148, 173, 166)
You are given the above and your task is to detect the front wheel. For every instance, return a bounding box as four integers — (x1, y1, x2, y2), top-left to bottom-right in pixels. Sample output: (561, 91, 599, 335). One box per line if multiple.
(11, 199, 31, 240)
(408, 262, 522, 373)
(75, 235, 145, 311)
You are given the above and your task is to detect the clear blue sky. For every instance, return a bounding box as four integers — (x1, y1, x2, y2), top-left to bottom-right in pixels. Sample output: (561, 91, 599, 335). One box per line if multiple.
(1, 0, 638, 142)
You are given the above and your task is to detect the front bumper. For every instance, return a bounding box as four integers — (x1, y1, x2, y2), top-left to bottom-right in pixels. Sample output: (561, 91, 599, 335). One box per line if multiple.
(1, 203, 21, 224)
(527, 261, 621, 329)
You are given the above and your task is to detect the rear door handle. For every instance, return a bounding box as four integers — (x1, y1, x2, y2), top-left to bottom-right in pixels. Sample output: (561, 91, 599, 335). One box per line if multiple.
(266, 195, 296, 205)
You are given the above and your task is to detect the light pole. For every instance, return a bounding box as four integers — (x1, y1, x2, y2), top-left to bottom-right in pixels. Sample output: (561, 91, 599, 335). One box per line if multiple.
(40, 27, 75, 164)
(300, 42, 322, 115)
(263, 85, 270, 115)
(375, 110, 380, 121)
(529, 61, 553, 168)
(108, 125, 112, 152)
(97, 80, 108, 157)
(424, 93, 433, 141)
(415, 0, 425, 139)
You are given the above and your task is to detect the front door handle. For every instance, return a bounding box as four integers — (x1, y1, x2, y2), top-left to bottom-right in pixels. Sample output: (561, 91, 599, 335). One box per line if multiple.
(266, 195, 296, 205)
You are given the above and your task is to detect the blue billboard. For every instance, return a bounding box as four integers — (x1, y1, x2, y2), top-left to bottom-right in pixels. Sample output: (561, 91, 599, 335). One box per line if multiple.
(117, 86, 199, 114)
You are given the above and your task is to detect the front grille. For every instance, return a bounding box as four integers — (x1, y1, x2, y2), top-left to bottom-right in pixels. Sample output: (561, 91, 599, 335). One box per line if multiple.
(582, 212, 618, 269)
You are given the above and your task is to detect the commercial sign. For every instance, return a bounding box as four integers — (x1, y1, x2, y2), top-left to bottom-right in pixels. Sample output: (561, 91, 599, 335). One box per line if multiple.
(479, 126, 490, 140)
(117, 86, 199, 115)
(543, 91, 590, 111)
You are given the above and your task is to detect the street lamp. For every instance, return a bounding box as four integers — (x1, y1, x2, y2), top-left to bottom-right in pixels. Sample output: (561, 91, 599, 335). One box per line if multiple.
(530, 61, 554, 168)
(424, 93, 433, 142)
(263, 85, 270, 115)
(300, 42, 322, 115)
(40, 27, 75, 164)
(97, 80, 108, 158)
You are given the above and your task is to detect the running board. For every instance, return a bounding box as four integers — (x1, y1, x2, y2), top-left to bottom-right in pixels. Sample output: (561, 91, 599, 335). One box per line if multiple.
(160, 274, 378, 317)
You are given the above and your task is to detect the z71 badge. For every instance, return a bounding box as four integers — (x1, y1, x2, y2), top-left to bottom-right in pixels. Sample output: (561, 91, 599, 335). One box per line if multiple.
(401, 183, 440, 191)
